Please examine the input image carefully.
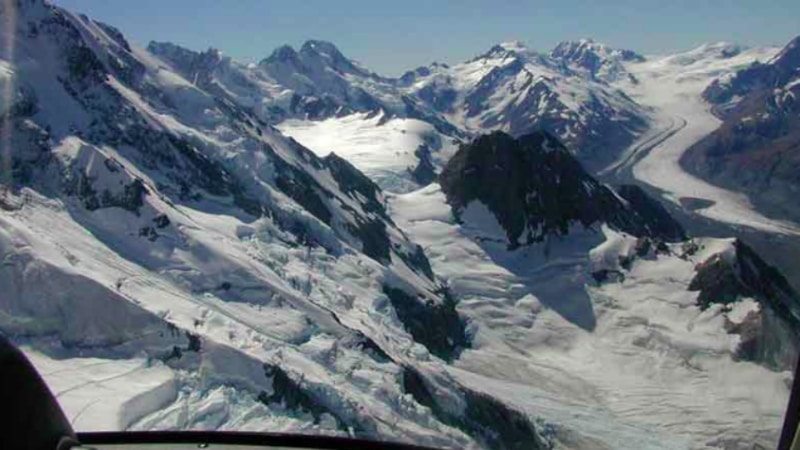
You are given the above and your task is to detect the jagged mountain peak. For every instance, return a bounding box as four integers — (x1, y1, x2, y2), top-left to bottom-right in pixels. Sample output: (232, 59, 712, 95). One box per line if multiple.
(299, 39, 344, 57)
(260, 39, 382, 83)
(298, 39, 370, 74)
(265, 43, 299, 62)
(439, 131, 686, 247)
(398, 61, 451, 85)
(551, 38, 644, 62)
(148, 41, 225, 64)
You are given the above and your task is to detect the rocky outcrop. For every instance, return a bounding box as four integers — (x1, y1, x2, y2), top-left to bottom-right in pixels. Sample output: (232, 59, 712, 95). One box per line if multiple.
(408, 145, 438, 185)
(383, 286, 469, 362)
(259, 363, 353, 432)
(689, 239, 800, 369)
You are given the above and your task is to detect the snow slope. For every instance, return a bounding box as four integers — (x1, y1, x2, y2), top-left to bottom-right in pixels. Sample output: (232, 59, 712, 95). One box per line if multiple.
(605, 43, 800, 235)
(390, 184, 793, 449)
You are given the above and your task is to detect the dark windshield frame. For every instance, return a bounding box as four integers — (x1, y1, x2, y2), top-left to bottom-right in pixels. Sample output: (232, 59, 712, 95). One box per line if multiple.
(77, 431, 441, 450)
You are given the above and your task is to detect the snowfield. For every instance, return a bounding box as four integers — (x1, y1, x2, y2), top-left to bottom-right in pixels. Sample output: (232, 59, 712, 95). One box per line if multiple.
(278, 112, 460, 193)
(390, 184, 793, 449)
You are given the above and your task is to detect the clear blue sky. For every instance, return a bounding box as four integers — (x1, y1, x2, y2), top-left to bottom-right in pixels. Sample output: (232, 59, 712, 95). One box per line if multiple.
(53, 0, 800, 76)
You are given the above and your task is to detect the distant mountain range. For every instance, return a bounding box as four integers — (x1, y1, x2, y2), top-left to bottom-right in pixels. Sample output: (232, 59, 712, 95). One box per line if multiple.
(148, 37, 649, 170)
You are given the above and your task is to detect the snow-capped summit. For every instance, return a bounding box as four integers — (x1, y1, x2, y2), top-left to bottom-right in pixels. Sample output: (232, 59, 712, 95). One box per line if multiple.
(497, 39, 528, 52)
(260, 39, 385, 82)
(293, 39, 379, 80)
(552, 38, 645, 62)
(770, 34, 800, 67)
(470, 39, 545, 65)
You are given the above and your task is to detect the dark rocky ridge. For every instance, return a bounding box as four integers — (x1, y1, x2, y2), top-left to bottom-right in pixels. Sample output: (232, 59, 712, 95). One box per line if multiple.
(439, 131, 686, 248)
(408, 144, 438, 185)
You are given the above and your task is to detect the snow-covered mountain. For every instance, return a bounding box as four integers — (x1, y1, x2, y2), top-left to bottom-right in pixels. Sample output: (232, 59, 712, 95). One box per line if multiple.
(681, 35, 800, 222)
(146, 39, 461, 138)
(0, 1, 797, 449)
(550, 38, 645, 83)
(401, 40, 649, 170)
(146, 39, 392, 122)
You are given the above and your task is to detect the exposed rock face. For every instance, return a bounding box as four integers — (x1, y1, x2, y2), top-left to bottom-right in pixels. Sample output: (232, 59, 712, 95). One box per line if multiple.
(615, 184, 687, 241)
(682, 35, 800, 221)
(259, 364, 352, 431)
(689, 239, 800, 369)
(439, 131, 686, 248)
(383, 286, 469, 362)
(408, 144, 438, 185)
(401, 366, 546, 450)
